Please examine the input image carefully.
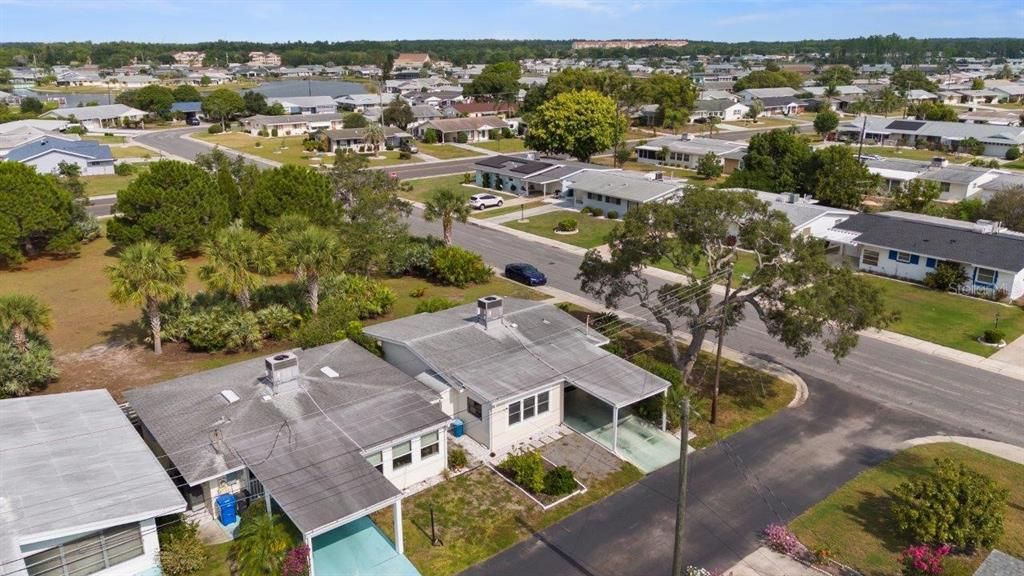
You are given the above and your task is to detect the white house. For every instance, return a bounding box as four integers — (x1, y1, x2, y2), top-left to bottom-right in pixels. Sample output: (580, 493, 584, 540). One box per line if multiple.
(6, 138, 115, 176)
(335, 93, 399, 112)
(319, 126, 413, 153)
(126, 341, 447, 575)
(472, 154, 617, 197)
(737, 87, 798, 104)
(364, 298, 673, 458)
(828, 211, 1024, 300)
(41, 104, 147, 130)
(240, 113, 345, 136)
(634, 134, 747, 173)
(412, 117, 507, 143)
(838, 116, 1024, 159)
(266, 96, 338, 115)
(692, 99, 749, 123)
(565, 169, 686, 214)
(0, 390, 186, 576)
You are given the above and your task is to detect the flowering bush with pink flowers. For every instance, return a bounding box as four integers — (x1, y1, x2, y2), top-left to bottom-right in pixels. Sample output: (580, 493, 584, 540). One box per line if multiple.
(900, 544, 952, 576)
(282, 545, 310, 576)
(761, 523, 808, 557)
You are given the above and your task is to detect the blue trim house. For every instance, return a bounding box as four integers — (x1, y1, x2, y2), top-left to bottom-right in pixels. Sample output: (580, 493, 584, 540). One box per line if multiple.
(829, 211, 1024, 300)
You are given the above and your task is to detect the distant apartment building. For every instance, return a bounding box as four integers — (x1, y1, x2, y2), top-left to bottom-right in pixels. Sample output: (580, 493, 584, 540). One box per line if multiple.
(571, 39, 688, 50)
(248, 51, 282, 67)
(172, 51, 205, 68)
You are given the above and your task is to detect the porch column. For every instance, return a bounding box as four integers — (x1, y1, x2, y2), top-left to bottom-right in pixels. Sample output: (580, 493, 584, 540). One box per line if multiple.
(661, 389, 668, 431)
(393, 499, 404, 554)
(264, 488, 272, 517)
(612, 406, 619, 454)
(305, 534, 315, 576)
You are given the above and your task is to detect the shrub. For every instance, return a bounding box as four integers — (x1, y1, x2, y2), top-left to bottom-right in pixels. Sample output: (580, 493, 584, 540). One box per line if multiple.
(499, 450, 545, 494)
(590, 207, 604, 217)
(761, 523, 807, 557)
(1006, 145, 1021, 161)
(258, 128, 269, 137)
(256, 304, 301, 340)
(429, 246, 493, 287)
(555, 218, 578, 232)
(65, 125, 87, 135)
(302, 139, 318, 152)
(254, 141, 262, 148)
(158, 517, 207, 576)
(281, 545, 310, 576)
(207, 124, 223, 134)
(423, 128, 439, 144)
(923, 261, 967, 291)
(293, 299, 360, 349)
(176, 307, 263, 352)
(983, 329, 1006, 344)
(542, 465, 577, 496)
(271, 128, 279, 137)
(0, 334, 59, 399)
(462, 173, 473, 184)
(415, 297, 458, 314)
(900, 544, 951, 576)
(398, 151, 412, 160)
(456, 131, 468, 144)
(606, 210, 619, 220)
(448, 446, 468, 470)
(384, 238, 438, 277)
(409, 287, 427, 298)
(322, 273, 396, 318)
(580, 206, 593, 216)
(891, 457, 1008, 552)
(114, 162, 135, 176)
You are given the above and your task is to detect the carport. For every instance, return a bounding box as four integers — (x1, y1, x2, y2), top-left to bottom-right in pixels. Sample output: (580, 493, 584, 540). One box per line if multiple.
(562, 352, 681, 473)
(312, 516, 419, 576)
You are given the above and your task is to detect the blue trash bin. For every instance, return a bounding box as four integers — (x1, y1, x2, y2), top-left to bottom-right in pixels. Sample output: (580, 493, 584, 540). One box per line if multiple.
(215, 493, 237, 526)
(452, 418, 464, 438)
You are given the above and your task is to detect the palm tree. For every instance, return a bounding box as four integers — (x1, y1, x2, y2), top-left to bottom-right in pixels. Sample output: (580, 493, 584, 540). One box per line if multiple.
(233, 502, 293, 576)
(364, 123, 385, 156)
(282, 226, 343, 314)
(423, 187, 471, 246)
(199, 222, 274, 310)
(822, 83, 841, 110)
(746, 101, 763, 123)
(0, 294, 52, 352)
(106, 241, 187, 354)
(706, 115, 721, 136)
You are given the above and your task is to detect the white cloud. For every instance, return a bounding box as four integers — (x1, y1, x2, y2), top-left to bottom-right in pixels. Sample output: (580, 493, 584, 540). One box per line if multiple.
(533, 0, 619, 15)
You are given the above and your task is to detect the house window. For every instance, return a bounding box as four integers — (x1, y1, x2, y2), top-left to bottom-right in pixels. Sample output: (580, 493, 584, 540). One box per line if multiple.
(683, 154, 690, 162)
(862, 250, 880, 267)
(24, 523, 144, 576)
(537, 391, 550, 414)
(896, 251, 913, 263)
(976, 268, 997, 285)
(366, 451, 384, 472)
(523, 396, 536, 419)
(508, 401, 522, 426)
(420, 431, 440, 459)
(467, 397, 483, 419)
(392, 441, 413, 469)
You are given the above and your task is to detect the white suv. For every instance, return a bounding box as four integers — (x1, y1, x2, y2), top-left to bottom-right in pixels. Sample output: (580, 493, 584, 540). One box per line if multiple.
(468, 193, 504, 210)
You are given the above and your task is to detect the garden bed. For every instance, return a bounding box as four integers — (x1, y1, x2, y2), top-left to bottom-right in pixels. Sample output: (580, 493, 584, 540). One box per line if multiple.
(491, 454, 586, 510)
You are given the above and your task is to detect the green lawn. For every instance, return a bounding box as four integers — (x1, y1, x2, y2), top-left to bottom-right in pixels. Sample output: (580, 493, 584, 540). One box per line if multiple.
(110, 145, 153, 159)
(791, 443, 1024, 576)
(1004, 159, 1024, 170)
(195, 132, 325, 166)
(401, 174, 474, 203)
(82, 173, 139, 197)
(470, 200, 546, 220)
(197, 542, 232, 576)
(81, 134, 127, 144)
(377, 275, 546, 320)
(371, 463, 642, 576)
(504, 210, 621, 249)
(471, 138, 528, 153)
(723, 116, 799, 128)
(863, 276, 1024, 356)
(654, 250, 759, 288)
(417, 143, 484, 159)
(855, 145, 971, 164)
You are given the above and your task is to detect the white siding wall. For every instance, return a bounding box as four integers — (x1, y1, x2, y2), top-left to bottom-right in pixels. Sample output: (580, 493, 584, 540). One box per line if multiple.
(488, 384, 563, 452)
(451, 388, 489, 447)
(380, 342, 432, 379)
(14, 518, 162, 576)
(375, 426, 448, 491)
(855, 243, 1022, 299)
(573, 191, 629, 215)
(25, 151, 114, 176)
(1011, 269, 1024, 300)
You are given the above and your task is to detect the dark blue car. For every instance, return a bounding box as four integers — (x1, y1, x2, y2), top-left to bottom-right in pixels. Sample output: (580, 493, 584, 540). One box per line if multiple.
(505, 263, 547, 286)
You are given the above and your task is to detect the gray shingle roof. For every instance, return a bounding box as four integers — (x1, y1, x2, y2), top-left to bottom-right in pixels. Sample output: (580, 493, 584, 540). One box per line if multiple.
(834, 212, 1024, 272)
(364, 299, 671, 406)
(0, 391, 185, 570)
(125, 340, 447, 533)
(974, 550, 1024, 576)
(567, 169, 684, 203)
(6, 138, 113, 162)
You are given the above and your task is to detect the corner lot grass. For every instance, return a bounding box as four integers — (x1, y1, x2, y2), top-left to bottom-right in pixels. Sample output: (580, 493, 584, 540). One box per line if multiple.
(110, 145, 154, 159)
(1004, 158, 1024, 170)
(854, 145, 972, 164)
(401, 174, 516, 205)
(504, 210, 620, 249)
(83, 173, 140, 197)
(791, 443, 1024, 576)
(371, 463, 643, 576)
(863, 276, 1024, 356)
(195, 132, 325, 166)
(471, 138, 528, 153)
(81, 134, 127, 144)
(417, 143, 483, 159)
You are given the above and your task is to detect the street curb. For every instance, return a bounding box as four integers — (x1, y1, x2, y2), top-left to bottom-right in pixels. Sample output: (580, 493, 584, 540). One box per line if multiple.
(131, 140, 191, 163)
(900, 436, 1024, 464)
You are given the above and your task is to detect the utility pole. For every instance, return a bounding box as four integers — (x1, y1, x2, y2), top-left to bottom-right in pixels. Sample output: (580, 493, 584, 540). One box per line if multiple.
(711, 266, 733, 424)
(670, 396, 691, 576)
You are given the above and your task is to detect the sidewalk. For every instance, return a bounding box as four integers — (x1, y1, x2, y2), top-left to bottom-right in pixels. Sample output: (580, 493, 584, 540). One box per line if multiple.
(485, 203, 564, 224)
(990, 333, 1024, 365)
(902, 435, 1024, 464)
(724, 547, 825, 576)
(451, 142, 499, 156)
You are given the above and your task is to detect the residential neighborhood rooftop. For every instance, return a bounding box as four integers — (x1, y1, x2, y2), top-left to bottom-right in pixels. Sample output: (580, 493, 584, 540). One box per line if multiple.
(5, 137, 113, 162)
(566, 169, 685, 203)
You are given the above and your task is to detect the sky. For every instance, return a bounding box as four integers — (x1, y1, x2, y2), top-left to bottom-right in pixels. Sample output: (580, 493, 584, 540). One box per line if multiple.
(1, 0, 1023, 43)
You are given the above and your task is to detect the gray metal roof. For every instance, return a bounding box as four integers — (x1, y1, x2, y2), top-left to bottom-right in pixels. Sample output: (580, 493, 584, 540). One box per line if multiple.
(981, 172, 1024, 192)
(739, 87, 798, 98)
(748, 191, 855, 229)
(41, 103, 146, 121)
(834, 212, 1024, 272)
(974, 550, 1024, 576)
(918, 164, 995, 184)
(125, 340, 447, 533)
(0, 391, 185, 569)
(522, 161, 614, 184)
(567, 169, 684, 203)
(364, 299, 671, 406)
(636, 135, 746, 157)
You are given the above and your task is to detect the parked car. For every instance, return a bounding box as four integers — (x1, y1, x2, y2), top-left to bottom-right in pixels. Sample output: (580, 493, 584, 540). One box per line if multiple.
(186, 116, 201, 126)
(505, 263, 547, 286)
(400, 140, 419, 154)
(469, 193, 503, 210)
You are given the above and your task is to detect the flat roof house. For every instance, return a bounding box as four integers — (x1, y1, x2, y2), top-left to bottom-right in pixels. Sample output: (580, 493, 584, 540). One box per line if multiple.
(838, 116, 1024, 158)
(240, 112, 345, 136)
(364, 298, 675, 469)
(471, 154, 617, 197)
(41, 104, 147, 131)
(0, 390, 186, 576)
(411, 117, 507, 143)
(267, 96, 338, 115)
(827, 211, 1024, 300)
(6, 138, 115, 176)
(125, 340, 449, 576)
(737, 87, 798, 104)
(319, 126, 412, 153)
(335, 93, 399, 112)
(634, 134, 747, 174)
(566, 169, 686, 214)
